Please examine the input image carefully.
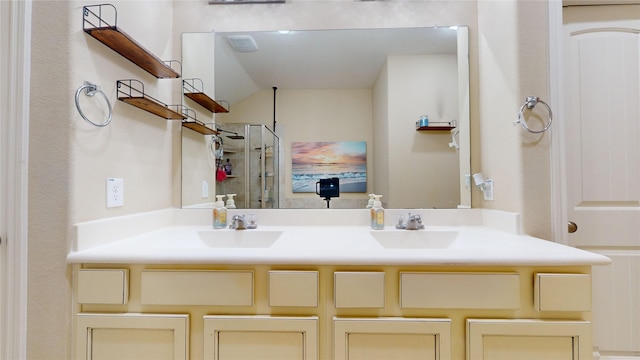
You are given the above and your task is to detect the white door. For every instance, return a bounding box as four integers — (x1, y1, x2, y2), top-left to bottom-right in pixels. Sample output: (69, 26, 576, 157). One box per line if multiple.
(563, 5, 640, 357)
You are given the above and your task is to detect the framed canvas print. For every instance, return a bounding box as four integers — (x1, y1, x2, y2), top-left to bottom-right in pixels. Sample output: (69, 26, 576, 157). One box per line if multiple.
(292, 141, 366, 193)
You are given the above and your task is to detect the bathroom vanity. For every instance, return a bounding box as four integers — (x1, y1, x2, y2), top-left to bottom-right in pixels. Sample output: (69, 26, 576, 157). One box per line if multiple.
(68, 209, 610, 360)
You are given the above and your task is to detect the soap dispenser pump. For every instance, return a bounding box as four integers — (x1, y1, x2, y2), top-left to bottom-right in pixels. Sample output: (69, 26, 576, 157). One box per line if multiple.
(226, 194, 237, 209)
(366, 194, 376, 209)
(213, 195, 227, 229)
(371, 195, 384, 230)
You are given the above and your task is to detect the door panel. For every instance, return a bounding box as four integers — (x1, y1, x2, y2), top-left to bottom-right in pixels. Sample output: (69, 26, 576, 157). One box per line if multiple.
(203, 316, 318, 360)
(467, 319, 590, 360)
(563, 5, 640, 355)
(565, 20, 640, 248)
(334, 317, 451, 360)
(591, 251, 640, 352)
(347, 333, 436, 360)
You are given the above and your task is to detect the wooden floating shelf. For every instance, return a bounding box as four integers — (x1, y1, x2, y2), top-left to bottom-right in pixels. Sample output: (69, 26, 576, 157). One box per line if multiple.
(184, 92, 229, 113)
(117, 80, 185, 120)
(416, 126, 456, 131)
(119, 97, 185, 120)
(83, 4, 180, 79)
(182, 121, 217, 135)
(416, 120, 457, 131)
(183, 79, 229, 113)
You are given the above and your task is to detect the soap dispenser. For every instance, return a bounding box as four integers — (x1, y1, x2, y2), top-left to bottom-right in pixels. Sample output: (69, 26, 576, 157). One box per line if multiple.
(371, 195, 384, 230)
(366, 194, 376, 209)
(226, 194, 237, 209)
(213, 195, 227, 229)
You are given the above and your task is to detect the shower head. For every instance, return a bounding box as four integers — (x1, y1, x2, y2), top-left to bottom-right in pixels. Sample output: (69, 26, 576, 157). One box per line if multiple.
(226, 133, 244, 140)
(217, 128, 245, 140)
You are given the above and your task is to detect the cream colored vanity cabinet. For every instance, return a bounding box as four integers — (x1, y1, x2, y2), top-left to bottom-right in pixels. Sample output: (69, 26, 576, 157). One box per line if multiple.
(333, 272, 451, 359)
(75, 313, 189, 360)
(204, 315, 318, 360)
(466, 319, 591, 360)
(334, 317, 451, 360)
(73, 265, 593, 360)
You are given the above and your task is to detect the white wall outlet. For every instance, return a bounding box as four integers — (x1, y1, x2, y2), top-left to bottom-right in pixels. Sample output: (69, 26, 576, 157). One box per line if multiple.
(106, 178, 124, 208)
(202, 180, 209, 198)
(483, 179, 494, 201)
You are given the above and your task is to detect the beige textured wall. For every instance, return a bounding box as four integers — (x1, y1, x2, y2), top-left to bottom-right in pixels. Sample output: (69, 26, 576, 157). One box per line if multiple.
(181, 32, 217, 208)
(28, 2, 73, 358)
(373, 59, 391, 206)
(476, 1, 551, 239)
(219, 88, 374, 204)
(386, 54, 460, 209)
(29, 0, 177, 358)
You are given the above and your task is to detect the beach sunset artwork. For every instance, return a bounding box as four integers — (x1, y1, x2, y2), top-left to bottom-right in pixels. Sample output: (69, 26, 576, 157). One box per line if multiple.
(292, 141, 367, 193)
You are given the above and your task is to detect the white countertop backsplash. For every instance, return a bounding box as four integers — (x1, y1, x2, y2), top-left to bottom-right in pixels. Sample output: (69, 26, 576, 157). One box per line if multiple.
(68, 208, 609, 266)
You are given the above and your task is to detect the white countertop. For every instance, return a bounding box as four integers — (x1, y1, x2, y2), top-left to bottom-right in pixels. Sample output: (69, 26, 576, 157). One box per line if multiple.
(67, 209, 611, 266)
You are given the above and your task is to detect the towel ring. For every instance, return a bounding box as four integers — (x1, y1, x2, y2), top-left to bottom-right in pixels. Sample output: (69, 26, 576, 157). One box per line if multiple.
(75, 81, 113, 127)
(516, 96, 552, 134)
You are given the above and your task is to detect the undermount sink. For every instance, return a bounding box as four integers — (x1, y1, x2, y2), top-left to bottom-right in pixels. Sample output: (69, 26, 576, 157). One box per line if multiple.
(197, 230, 283, 248)
(370, 230, 459, 249)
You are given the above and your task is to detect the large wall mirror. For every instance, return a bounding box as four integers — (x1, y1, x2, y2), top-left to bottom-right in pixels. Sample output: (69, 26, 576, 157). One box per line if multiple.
(182, 26, 470, 209)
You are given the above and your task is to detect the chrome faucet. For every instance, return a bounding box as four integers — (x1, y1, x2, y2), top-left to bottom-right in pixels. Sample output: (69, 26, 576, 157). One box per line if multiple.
(229, 215, 247, 230)
(229, 214, 257, 230)
(405, 213, 425, 230)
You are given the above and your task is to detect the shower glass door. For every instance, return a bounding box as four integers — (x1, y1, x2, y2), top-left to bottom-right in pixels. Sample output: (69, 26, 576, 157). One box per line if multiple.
(246, 124, 279, 209)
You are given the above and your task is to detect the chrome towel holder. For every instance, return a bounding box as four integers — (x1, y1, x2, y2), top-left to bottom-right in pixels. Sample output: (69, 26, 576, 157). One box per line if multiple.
(74, 81, 113, 127)
(515, 96, 552, 133)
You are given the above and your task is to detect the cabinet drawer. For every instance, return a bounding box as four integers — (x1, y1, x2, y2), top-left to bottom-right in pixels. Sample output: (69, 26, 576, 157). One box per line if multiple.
(335, 272, 385, 308)
(400, 272, 520, 309)
(77, 269, 128, 304)
(141, 270, 253, 306)
(535, 273, 591, 311)
(269, 271, 318, 307)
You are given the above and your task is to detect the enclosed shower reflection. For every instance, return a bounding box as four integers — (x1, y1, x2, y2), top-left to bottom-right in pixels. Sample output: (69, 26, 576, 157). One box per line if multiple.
(216, 123, 280, 209)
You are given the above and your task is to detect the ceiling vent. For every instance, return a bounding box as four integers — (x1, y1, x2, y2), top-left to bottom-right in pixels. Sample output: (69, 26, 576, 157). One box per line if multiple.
(226, 35, 258, 52)
(210, 0, 284, 3)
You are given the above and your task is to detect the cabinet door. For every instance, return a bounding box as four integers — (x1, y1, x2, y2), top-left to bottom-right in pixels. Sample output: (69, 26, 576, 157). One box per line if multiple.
(334, 317, 451, 360)
(75, 313, 189, 360)
(466, 319, 591, 360)
(204, 315, 318, 360)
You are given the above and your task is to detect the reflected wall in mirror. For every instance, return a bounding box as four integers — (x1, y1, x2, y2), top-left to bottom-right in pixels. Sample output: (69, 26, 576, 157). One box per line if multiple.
(181, 32, 218, 209)
(181, 27, 470, 209)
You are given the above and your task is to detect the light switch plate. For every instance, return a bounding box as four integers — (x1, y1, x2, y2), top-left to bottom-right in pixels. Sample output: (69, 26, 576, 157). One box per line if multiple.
(202, 180, 209, 198)
(483, 179, 494, 201)
(106, 178, 124, 208)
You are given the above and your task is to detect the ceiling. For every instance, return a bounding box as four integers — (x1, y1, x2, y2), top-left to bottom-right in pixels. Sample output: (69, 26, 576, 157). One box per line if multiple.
(214, 27, 459, 105)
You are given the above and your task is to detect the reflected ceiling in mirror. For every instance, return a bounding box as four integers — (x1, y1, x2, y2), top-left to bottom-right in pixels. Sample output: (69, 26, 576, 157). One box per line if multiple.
(215, 27, 459, 105)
